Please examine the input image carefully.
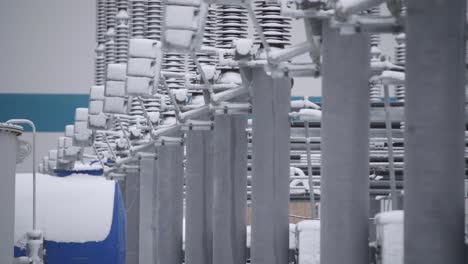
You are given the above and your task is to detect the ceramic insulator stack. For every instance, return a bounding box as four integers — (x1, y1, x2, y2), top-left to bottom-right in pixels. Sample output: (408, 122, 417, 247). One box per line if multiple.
(105, 28, 117, 65)
(95, 0, 108, 85)
(146, 0, 163, 40)
(394, 33, 406, 102)
(130, 0, 147, 38)
(105, 0, 118, 65)
(369, 6, 381, 47)
(163, 53, 187, 89)
(97, 0, 108, 44)
(95, 44, 107, 85)
(216, 5, 248, 49)
(253, 0, 291, 48)
(115, 10, 130, 64)
(369, 82, 382, 103)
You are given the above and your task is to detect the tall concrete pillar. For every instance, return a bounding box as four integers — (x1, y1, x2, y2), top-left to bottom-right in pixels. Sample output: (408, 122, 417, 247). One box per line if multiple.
(212, 114, 248, 264)
(139, 152, 157, 263)
(251, 68, 291, 264)
(320, 24, 370, 264)
(118, 180, 126, 207)
(185, 125, 214, 264)
(405, 1, 466, 263)
(0, 123, 22, 264)
(155, 142, 184, 264)
(124, 164, 140, 264)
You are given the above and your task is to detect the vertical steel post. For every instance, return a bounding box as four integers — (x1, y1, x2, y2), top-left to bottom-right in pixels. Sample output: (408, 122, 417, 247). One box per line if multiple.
(185, 126, 214, 264)
(139, 152, 157, 263)
(124, 165, 140, 264)
(212, 114, 248, 264)
(405, 1, 466, 263)
(251, 68, 291, 264)
(155, 142, 184, 264)
(305, 121, 317, 219)
(0, 124, 22, 264)
(320, 24, 370, 264)
(383, 85, 397, 208)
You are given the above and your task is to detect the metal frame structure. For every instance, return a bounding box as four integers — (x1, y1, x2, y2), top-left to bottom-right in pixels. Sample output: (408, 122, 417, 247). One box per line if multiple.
(13, 0, 467, 263)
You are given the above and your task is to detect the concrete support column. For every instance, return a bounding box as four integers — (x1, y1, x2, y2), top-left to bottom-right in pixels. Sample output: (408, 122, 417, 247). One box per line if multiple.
(185, 126, 214, 264)
(155, 143, 184, 264)
(139, 152, 157, 264)
(320, 24, 370, 264)
(212, 114, 248, 264)
(0, 124, 22, 264)
(405, 1, 466, 263)
(118, 180, 126, 206)
(251, 68, 291, 264)
(124, 165, 140, 264)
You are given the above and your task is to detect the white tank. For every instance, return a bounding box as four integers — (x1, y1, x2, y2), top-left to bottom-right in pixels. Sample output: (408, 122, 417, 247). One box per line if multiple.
(0, 123, 23, 263)
(375, 210, 404, 264)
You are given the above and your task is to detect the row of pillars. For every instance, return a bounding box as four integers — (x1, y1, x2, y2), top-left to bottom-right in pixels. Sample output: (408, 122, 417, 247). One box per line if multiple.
(122, 67, 292, 264)
(321, 0, 466, 264)
(122, 0, 466, 263)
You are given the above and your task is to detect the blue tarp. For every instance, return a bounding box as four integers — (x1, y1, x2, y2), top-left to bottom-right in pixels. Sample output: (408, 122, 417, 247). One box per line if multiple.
(54, 169, 104, 177)
(15, 183, 126, 263)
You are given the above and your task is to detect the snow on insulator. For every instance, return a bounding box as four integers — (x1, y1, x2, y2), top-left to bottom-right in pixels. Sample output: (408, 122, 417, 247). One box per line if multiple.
(394, 33, 405, 66)
(147, 0, 163, 41)
(130, 0, 147, 38)
(400, 5, 406, 17)
(163, 53, 186, 89)
(395, 86, 405, 102)
(128, 97, 145, 124)
(97, 0, 108, 44)
(197, 5, 218, 66)
(394, 33, 405, 102)
(94, 131, 111, 158)
(142, 97, 161, 124)
(110, 113, 131, 137)
(186, 56, 197, 79)
(93, 132, 109, 154)
(119, 114, 131, 131)
(369, 6, 380, 47)
(105, 28, 117, 65)
(189, 5, 218, 82)
(126, 98, 147, 141)
(116, 0, 129, 11)
(216, 5, 248, 48)
(116, 10, 130, 64)
(95, 44, 106, 85)
(254, 0, 291, 48)
(106, 0, 118, 30)
(289, 108, 322, 121)
(369, 82, 381, 103)
(205, 6, 218, 48)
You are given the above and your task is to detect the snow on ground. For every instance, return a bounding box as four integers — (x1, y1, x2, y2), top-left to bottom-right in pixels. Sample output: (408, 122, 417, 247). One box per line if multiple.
(14, 173, 115, 247)
(73, 162, 103, 171)
(246, 224, 297, 249)
(247, 224, 296, 249)
(375, 210, 403, 264)
(297, 220, 320, 264)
